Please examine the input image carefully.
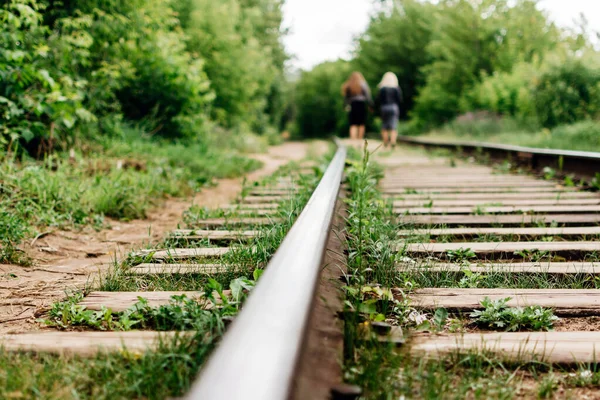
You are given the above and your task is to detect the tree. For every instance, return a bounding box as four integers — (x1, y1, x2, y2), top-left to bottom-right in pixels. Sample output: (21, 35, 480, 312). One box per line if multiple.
(294, 60, 352, 138)
(354, 0, 434, 119)
(412, 0, 559, 126)
(181, 0, 286, 132)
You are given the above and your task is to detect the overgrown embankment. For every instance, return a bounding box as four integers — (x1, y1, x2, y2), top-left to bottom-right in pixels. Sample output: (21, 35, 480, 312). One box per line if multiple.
(0, 135, 264, 265)
(0, 152, 330, 399)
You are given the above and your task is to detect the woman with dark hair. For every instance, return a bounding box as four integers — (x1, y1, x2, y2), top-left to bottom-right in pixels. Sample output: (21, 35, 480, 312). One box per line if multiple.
(377, 72, 402, 148)
(341, 72, 372, 140)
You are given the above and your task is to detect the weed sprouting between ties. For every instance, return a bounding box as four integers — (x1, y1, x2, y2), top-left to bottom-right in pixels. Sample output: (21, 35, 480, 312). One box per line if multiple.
(44, 276, 257, 332)
(470, 297, 559, 332)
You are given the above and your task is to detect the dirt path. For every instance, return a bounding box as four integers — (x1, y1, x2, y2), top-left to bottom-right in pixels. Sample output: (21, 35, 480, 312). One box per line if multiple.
(0, 141, 328, 334)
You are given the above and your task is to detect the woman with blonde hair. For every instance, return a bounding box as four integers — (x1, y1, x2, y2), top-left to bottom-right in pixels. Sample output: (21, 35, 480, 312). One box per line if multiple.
(377, 72, 403, 148)
(341, 72, 373, 140)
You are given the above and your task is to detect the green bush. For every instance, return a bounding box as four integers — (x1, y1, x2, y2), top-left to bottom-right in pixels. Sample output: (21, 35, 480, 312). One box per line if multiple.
(46, 0, 214, 140)
(0, 205, 30, 264)
(412, 0, 558, 126)
(460, 62, 539, 121)
(2, 0, 288, 152)
(178, 0, 286, 133)
(0, 0, 94, 152)
(293, 60, 352, 138)
(455, 52, 600, 131)
(533, 56, 600, 128)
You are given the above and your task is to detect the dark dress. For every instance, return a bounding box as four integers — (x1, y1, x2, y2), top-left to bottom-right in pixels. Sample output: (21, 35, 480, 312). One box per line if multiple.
(378, 86, 402, 130)
(349, 101, 367, 126)
(345, 83, 373, 126)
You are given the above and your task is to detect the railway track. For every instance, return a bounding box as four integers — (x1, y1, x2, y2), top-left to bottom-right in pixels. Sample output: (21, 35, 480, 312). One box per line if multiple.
(381, 140, 600, 379)
(5, 138, 600, 398)
(1, 146, 348, 399)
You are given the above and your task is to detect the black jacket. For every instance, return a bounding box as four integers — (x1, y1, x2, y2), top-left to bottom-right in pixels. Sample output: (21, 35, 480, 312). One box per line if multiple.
(377, 86, 402, 109)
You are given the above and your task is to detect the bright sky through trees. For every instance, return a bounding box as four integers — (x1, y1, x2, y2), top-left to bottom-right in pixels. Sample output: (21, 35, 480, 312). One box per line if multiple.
(283, 0, 600, 70)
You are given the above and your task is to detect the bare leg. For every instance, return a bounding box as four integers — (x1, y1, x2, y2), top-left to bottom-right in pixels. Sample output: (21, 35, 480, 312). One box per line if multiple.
(358, 125, 366, 140)
(381, 130, 390, 147)
(391, 130, 398, 147)
(349, 125, 358, 140)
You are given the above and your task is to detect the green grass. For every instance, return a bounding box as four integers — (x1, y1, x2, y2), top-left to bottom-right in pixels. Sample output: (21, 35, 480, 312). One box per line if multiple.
(342, 144, 404, 366)
(0, 132, 263, 265)
(0, 148, 333, 399)
(98, 158, 326, 294)
(341, 144, 600, 398)
(347, 343, 600, 399)
(43, 278, 249, 332)
(0, 332, 218, 400)
(399, 267, 600, 290)
(0, 208, 31, 265)
(426, 117, 600, 153)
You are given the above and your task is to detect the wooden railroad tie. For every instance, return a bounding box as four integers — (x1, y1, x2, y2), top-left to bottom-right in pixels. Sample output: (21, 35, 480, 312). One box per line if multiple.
(168, 229, 259, 241)
(128, 263, 237, 275)
(402, 214, 600, 227)
(395, 205, 600, 215)
(0, 331, 194, 356)
(79, 290, 230, 312)
(385, 191, 599, 200)
(393, 198, 600, 207)
(383, 187, 575, 194)
(398, 226, 600, 239)
(132, 247, 231, 260)
(397, 241, 600, 260)
(186, 217, 280, 229)
(396, 262, 600, 275)
(407, 288, 600, 317)
(412, 331, 600, 364)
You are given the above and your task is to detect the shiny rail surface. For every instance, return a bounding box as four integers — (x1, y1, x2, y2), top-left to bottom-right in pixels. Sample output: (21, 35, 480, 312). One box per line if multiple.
(186, 145, 347, 400)
(397, 135, 600, 177)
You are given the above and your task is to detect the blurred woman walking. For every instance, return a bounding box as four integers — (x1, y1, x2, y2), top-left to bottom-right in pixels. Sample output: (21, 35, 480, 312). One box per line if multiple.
(342, 72, 372, 140)
(377, 72, 402, 148)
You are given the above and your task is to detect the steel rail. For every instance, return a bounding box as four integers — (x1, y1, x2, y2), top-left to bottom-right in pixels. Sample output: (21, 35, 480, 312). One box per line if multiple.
(186, 145, 347, 400)
(397, 135, 600, 177)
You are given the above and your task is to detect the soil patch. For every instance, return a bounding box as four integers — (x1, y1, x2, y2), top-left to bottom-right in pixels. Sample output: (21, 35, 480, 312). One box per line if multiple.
(0, 141, 328, 334)
(554, 316, 600, 332)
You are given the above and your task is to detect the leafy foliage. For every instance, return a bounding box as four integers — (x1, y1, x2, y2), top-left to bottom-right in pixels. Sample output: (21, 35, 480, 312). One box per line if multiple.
(0, 206, 31, 264)
(293, 60, 352, 137)
(354, 0, 434, 118)
(533, 55, 600, 128)
(412, 0, 559, 126)
(446, 248, 476, 262)
(294, 0, 600, 136)
(0, 0, 94, 152)
(180, 0, 286, 132)
(1, 0, 287, 151)
(460, 62, 539, 122)
(470, 297, 558, 331)
(45, 277, 255, 331)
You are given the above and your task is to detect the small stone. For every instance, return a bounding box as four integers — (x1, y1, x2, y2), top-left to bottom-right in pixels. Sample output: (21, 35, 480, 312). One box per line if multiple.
(331, 383, 363, 400)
